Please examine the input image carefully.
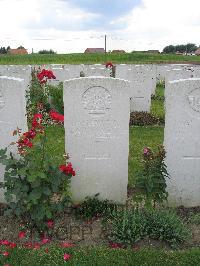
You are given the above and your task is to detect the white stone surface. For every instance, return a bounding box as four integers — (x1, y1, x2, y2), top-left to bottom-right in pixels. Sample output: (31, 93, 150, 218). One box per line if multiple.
(83, 67, 111, 77)
(0, 65, 31, 89)
(116, 65, 153, 112)
(64, 77, 130, 204)
(165, 66, 200, 84)
(165, 69, 193, 83)
(164, 78, 200, 207)
(148, 64, 157, 95)
(115, 64, 131, 79)
(64, 64, 84, 79)
(156, 64, 192, 82)
(0, 76, 28, 202)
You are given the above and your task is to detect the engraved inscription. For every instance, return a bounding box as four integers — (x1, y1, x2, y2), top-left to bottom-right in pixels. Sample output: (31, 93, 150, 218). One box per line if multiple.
(82, 86, 111, 114)
(70, 119, 119, 137)
(182, 156, 200, 159)
(188, 88, 200, 112)
(0, 89, 5, 111)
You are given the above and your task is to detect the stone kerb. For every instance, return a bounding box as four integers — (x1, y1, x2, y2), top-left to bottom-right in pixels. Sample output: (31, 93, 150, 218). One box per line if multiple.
(63, 77, 130, 204)
(0, 76, 28, 202)
(164, 78, 200, 207)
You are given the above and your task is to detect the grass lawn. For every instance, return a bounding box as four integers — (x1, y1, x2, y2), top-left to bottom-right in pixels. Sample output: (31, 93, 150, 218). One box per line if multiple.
(151, 100, 165, 120)
(1, 52, 200, 65)
(151, 82, 165, 120)
(1, 246, 200, 266)
(129, 126, 164, 186)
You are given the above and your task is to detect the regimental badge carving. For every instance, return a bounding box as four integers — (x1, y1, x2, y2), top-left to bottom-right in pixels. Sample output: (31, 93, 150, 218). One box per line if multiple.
(0, 89, 5, 111)
(82, 86, 111, 114)
(188, 88, 200, 113)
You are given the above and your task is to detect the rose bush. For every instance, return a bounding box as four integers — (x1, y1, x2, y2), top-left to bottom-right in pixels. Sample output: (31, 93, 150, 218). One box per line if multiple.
(134, 145, 169, 208)
(0, 113, 75, 232)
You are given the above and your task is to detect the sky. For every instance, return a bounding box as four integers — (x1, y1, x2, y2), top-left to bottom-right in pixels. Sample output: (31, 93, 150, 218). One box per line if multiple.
(0, 0, 200, 53)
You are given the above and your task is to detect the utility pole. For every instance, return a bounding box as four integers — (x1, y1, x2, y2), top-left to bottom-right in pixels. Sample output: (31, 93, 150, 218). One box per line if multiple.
(105, 34, 107, 55)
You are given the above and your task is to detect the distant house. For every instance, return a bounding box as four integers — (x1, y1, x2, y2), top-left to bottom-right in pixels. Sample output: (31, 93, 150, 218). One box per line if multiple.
(111, 50, 126, 54)
(8, 48, 28, 55)
(147, 50, 160, 54)
(195, 48, 200, 56)
(84, 48, 105, 54)
(175, 51, 183, 55)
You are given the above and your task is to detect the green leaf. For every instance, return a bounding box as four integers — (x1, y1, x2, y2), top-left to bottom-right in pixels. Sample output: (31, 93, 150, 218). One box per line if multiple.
(17, 168, 28, 176)
(29, 189, 42, 201)
(0, 148, 7, 156)
(42, 186, 51, 196)
(27, 174, 37, 183)
(46, 209, 52, 219)
(39, 172, 47, 179)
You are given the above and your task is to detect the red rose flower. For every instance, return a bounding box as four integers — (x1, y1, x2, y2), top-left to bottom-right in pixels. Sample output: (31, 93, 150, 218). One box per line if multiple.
(2, 251, 9, 257)
(18, 231, 26, 239)
(9, 242, 17, 248)
(59, 163, 75, 176)
(105, 62, 113, 68)
(63, 253, 71, 261)
(37, 69, 56, 84)
(23, 242, 33, 249)
(49, 110, 64, 123)
(110, 242, 123, 249)
(61, 242, 75, 248)
(1, 240, 10, 245)
(41, 238, 50, 244)
(33, 243, 40, 249)
(47, 220, 54, 228)
(32, 113, 43, 128)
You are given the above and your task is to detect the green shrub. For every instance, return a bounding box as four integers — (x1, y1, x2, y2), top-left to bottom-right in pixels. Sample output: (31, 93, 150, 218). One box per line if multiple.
(188, 213, 200, 225)
(48, 82, 64, 114)
(107, 209, 147, 245)
(134, 146, 169, 208)
(0, 115, 74, 232)
(107, 208, 190, 248)
(145, 209, 191, 248)
(73, 194, 117, 221)
(129, 111, 164, 126)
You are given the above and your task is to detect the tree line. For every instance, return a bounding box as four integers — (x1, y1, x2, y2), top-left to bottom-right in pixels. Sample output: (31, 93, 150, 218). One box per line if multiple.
(163, 43, 198, 53)
(0, 46, 10, 54)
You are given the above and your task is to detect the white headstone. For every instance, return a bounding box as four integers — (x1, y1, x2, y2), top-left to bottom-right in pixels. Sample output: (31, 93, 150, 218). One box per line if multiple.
(115, 64, 131, 79)
(83, 67, 111, 77)
(116, 65, 152, 112)
(64, 64, 84, 79)
(48, 67, 70, 85)
(0, 65, 32, 91)
(0, 76, 28, 202)
(156, 64, 192, 82)
(64, 77, 130, 203)
(164, 78, 200, 207)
